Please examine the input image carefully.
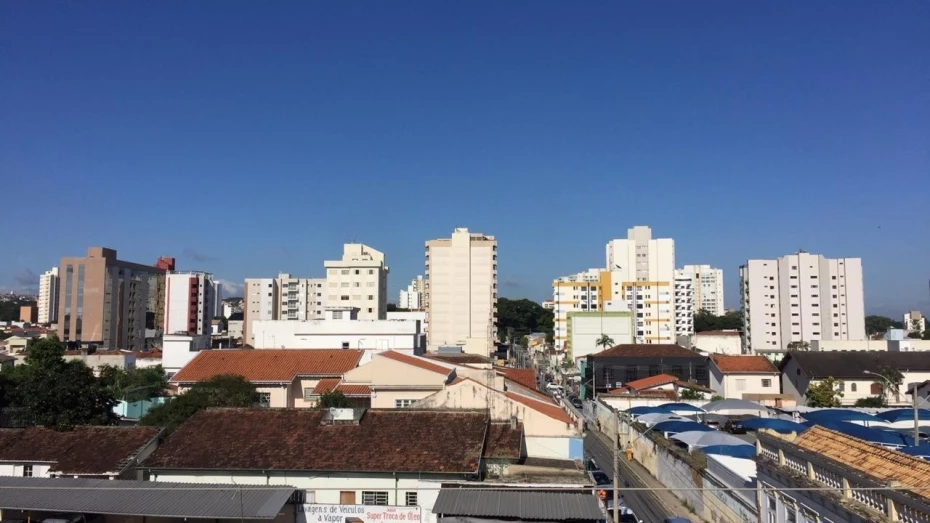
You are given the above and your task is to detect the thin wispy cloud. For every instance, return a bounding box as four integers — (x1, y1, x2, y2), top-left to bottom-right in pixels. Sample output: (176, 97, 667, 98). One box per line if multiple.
(183, 248, 217, 263)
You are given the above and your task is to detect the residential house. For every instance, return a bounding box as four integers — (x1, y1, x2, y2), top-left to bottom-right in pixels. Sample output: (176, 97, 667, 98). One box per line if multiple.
(583, 344, 709, 399)
(691, 330, 742, 355)
(143, 408, 525, 523)
(414, 378, 580, 460)
(170, 349, 364, 408)
(708, 354, 779, 399)
(131, 350, 164, 369)
(340, 351, 455, 408)
(0, 426, 162, 479)
(909, 380, 930, 404)
(779, 350, 930, 406)
(757, 426, 930, 522)
(602, 373, 713, 400)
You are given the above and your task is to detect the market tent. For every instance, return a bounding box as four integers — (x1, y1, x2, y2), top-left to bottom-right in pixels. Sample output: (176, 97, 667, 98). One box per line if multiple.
(669, 430, 714, 446)
(740, 417, 807, 435)
(653, 421, 714, 435)
(877, 409, 930, 423)
(803, 409, 886, 426)
(701, 445, 756, 459)
(692, 431, 750, 448)
(897, 445, 930, 460)
(803, 420, 914, 447)
(701, 399, 769, 416)
(627, 406, 673, 416)
(636, 413, 690, 426)
(659, 402, 706, 413)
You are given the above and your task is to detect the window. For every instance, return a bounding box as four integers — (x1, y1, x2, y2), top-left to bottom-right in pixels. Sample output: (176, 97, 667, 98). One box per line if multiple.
(341, 295, 350, 301)
(367, 295, 374, 300)
(304, 388, 314, 401)
(341, 342, 350, 349)
(341, 270, 350, 275)
(23, 465, 33, 477)
(355, 269, 360, 275)
(405, 492, 418, 506)
(362, 491, 389, 505)
(257, 393, 271, 408)
(395, 399, 416, 408)
(762, 379, 771, 388)
(735, 379, 747, 391)
(850, 383, 857, 392)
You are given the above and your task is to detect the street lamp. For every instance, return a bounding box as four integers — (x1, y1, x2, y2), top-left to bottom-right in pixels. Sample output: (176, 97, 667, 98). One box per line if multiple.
(864, 370, 920, 444)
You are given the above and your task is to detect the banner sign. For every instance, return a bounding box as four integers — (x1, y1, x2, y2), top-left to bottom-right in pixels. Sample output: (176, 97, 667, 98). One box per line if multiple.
(299, 504, 422, 523)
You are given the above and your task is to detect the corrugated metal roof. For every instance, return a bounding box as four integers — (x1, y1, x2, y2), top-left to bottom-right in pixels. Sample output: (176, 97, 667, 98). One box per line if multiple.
(0, 477, 294, 520)
(432, 490, 604, 521)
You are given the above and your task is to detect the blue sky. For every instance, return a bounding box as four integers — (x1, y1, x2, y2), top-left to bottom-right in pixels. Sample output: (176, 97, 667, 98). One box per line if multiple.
(1, 1, 928, 316)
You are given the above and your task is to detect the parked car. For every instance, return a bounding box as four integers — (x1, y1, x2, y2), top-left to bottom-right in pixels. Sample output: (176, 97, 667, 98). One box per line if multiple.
(570, 397, 583, 409)
(723, 419, 747, 434)
(545, 382, 561, 391)
(663, 518, 693, 523)
(604, 502, 641, 523)
(584, 456, 599, 471)
(591, 470, 611, 486)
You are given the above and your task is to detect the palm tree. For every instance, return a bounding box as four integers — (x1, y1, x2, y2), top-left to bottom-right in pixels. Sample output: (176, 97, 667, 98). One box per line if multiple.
(595, 334, 614, 350)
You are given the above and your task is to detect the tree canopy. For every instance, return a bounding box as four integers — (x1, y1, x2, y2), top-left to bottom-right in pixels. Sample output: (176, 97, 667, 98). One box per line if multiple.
(139, 374, 258, 433)
(595, 334, 615, 349)
(854, 396, 886, 408)
(496, 298, 554, 342)
(693, 310, 742, 333)
(1, 338, 117, 429)
(98, 365, 169, 403)
(805, 377, 844, 408)
(865, 315, 903, 335)
(317, 390, 352, 409)
(0, 299, 37, 322)
(680, 388, 705, 401)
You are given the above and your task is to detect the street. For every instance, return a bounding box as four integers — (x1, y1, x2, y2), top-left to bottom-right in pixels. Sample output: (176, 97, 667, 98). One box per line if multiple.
(583, 431, 671, 523)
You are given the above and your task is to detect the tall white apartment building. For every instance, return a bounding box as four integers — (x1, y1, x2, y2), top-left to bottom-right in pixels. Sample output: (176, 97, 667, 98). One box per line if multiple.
(37, 267, 59, 324)
(164, 271, 216, 336)
(398, 275, 425, 310)
(673, 269, 695, 336)
(425, 228, 497, 353)
(324, 244, 389, 321)
(552, 269, 609, 351)
(680, 264, 725, 315)
(740, 252, 866, 353)
(605, 226, 676, 344)
(242, 274, 327, 346)
(904, 311, 926, 333)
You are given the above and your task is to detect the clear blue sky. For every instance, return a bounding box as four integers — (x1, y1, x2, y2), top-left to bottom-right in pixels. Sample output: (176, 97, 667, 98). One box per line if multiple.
(2, 1, 928, 316)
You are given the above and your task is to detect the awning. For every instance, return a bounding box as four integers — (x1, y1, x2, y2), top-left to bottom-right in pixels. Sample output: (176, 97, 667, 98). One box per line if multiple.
(0, 477, 295, 520)
(433, 489, 604, 521)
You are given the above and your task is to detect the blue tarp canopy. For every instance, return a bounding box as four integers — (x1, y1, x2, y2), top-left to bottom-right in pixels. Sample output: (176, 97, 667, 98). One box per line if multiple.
(804, 420, 914, 447)
(659, 402, 706, 413)
(741, 417, 807, 435)
(701, 445, 757, 459)
(803, 409, 886, 424)
(627, 406, 673, 415)
(897, 445, 930, 459)
(653, 421, 714, 434)
(877, 409, 930, 423)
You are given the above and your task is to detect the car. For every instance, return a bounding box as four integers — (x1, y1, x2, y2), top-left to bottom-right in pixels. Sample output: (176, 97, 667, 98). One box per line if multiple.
(545, 382, 561, 391)
(604, 502, 641, 523)
(570, 397, 583, 409)
(584, 456, 599, 471)
(723, 419, 747, 434)
(591, 470, 611, 486)
(663, 518, 693, 523)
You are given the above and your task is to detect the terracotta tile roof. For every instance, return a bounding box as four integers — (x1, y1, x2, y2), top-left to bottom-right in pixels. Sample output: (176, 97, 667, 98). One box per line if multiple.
(605, 389, 678, 400)
(496, 368, 538, 391)
(424, 353, 492, 365)
(132, 350, 163, 360)
(695, 330, 741, 336)
(311, 378, 371, 397)
(483, 422, 523, 460)
(505, 391, 574, 425)
(0, 426, 162, 476)
(622, 374, 679, 391)
(794, 426, 930, 496)
(379, 351, 452, 376)
(711, 354, 777, 374)
(171, 349, 363, 383)
(144, 408, 487, 473)
(589, 344, 700, 359)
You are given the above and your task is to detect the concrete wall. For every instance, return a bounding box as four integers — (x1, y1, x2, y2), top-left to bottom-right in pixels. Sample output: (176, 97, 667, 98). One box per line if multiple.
(693, 333, 742, 355)
(710, 367, 779, 399)
(250, 319, 423, 353)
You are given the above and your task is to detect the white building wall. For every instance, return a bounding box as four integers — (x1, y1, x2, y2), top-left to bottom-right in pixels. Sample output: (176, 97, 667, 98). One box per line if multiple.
(162, 334, 212, 375)
(398, 276, 425, 310)
(250, 318, 424, 356)
(681, 265, 724, 315)
(709, 367, 778, 398)
(325, 244, 389, 321)
(0, 463, 52, 478)
(425, 228, 497, 351)
(567, 312, 633, 362)
(673, 269, 695, 336)
(38, 267, 59, 324)
(244, 277, 277, 346)
(552, 269, 605, 351)
(904, 311, 927, 333)
(164, 272, 215, 336)
(692, 332, 743, 355)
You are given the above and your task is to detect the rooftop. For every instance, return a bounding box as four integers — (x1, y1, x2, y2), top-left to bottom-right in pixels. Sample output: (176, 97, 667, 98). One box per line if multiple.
(711, 354, 778, 374)
(432, 489, 604, 520)
(0, 426, 162, 476)
(144, 408, 489, 474)
(619, 373, 679, 391)
(482, 422, 523, 460)
(696, 330, 741, 337)
(424, 353, 492, 365)
(311, 377, 371, 396)
(782, 350, 930, 378)
(379, 350, 453, 375)
(589, 344, 701, 359)
(170, 349, 363, 383)
(496, 367, 538, 390)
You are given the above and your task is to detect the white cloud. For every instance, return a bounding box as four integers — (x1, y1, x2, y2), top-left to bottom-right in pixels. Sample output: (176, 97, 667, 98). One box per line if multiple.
(215, 278, 244, 298)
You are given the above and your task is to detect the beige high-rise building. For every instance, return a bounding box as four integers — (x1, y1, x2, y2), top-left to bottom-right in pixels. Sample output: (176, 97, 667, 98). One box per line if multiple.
(57, 247, 172, 350)
(681, 264, 725, 315)
(242, 273, 327, 347)
(38, 267, 59, 324)
(605, 226, 676, 344)
(425, 228, 497, 352)
(740, 252, 865, 354)
(324, 244, 389, 321)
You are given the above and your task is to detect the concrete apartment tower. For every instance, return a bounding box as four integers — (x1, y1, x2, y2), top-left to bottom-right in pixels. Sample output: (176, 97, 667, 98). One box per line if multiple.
(57, 247, 173, 350)
(398, 275, 425, 310)
(164, 271, 216, 336)
(38, 267, 59, 324)
(740, 252, 865, 354)
(425, 228, 498, 353)
(324, 244, 389, 321)
(681, 264, 725, 315)
(242, 273, 328, 346)
(605, 226, 676, 344)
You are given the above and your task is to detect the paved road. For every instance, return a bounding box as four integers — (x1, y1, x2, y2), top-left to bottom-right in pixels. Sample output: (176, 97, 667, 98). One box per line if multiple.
(584, 432, 670, 523)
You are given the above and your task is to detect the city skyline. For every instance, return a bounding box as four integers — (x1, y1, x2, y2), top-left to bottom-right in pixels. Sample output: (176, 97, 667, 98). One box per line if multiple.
(2, 2, 928, 317)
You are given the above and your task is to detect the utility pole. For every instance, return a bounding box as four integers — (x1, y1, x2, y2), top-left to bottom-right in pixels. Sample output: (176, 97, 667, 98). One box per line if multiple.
(915, 384, 920, 444)
(613, 413, 620, 523)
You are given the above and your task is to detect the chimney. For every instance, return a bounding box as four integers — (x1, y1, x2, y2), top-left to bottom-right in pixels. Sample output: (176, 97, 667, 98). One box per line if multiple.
(510, 416, 518, 430)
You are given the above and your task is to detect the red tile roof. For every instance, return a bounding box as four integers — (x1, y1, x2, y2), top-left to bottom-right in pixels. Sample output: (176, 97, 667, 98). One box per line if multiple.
(483, 422, 523, 460)
(695, 330, 741, 337)
(424, 353, 492, 365)
(171, 349, 363, 383)
(379, 351, 452, 376)
(0, 426, 162, 475)
(496, 368, 538, 391)
(312, 378, 371, 397)
(605, 388, 677, 400)
(505, 391, 574, 425)
(590, 344, 700, 359)
(711, 354, 778, 374)
(622, 374, 679, 391)
(144, 408, 487, 473)
(132, 350, 163, 360)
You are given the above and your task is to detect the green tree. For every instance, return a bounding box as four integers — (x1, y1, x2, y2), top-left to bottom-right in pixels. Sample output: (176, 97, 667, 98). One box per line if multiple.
(854, 396, 886, 408)
(317, 390, 352, 409)
(923, 329, 930, 341)
(3, 338, 117, 429)
(710, 395, 725, 402)
(805, 377, 844, 407)
(865, 315, 903, 335)
(386, 303, 409, 313)
(787, 341, 810, 351)
(140, 374, 258, 433)
(98, 365, 169, 403)
(595, 334, 615, 350)
(0, 299, 37, 322)
(680, 388, 705, 401)
(876, 366, 904, 401)
(496, 298, 554, 342)
(908, 332, 923, 339)
(694, 310, 742, 333)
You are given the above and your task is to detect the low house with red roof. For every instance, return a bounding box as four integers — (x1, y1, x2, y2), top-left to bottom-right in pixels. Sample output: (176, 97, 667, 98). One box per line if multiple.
(603, 373, 713, 399)
(708, 354, 779, 399)
(170, 349, 364, 408)
(415, 378, 581, 460)
(340, 350, 456, 408)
